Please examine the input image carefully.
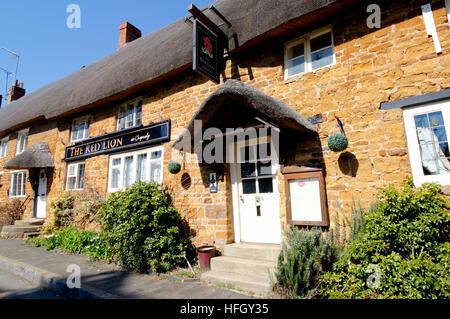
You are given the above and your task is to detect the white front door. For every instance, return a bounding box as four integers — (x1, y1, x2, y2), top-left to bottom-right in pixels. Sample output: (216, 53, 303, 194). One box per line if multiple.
(36, 169, 47, 218)
(230, 137, 282, 244)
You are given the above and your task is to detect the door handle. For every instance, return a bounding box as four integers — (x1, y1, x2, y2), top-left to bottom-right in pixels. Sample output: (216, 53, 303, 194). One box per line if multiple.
(239, 195, 244, 203)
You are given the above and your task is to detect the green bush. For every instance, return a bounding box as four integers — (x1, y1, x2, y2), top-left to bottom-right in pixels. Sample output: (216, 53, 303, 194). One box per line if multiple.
(97, 181, 191, 273)
(319, 180, 450, 299)
(27, 227, 111, 261)
(273, 226, 340, 298)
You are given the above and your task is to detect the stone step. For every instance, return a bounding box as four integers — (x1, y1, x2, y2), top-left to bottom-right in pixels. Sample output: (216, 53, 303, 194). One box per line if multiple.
(23, 232, 42, 239)
(224, 243, 282, 262)
(210, 256, 276, 281)
(201, 270, 272, 296)
(15, 218, 45, 226)
(1, 225, 42, 234)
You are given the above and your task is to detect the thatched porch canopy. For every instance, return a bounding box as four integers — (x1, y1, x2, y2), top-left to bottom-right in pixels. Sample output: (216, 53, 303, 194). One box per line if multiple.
(4, 142, 54, 170)
(172, 80, 316, 150)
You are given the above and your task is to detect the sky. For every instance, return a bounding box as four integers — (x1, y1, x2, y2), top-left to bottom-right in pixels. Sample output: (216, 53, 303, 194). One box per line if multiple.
(0, 0, 212, 102)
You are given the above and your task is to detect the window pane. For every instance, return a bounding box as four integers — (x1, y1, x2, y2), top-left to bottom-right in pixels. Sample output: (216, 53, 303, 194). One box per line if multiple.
(240, 145, 255, 162)
(241, 163, 256, 178)
(111, 167, 120, 189)
(126, 105, 134, 128)
(150, 162, 162, 183)
(118, 108, 126, 130)
(135, 103, 142, 127)
(83, 120, 90, 139)
(112, 158, 121, 166)
(136, 154, 147, 182)
(439, 142, 449, 157)
(123, 156, 134, 187)
(287, 43, 304, 59)
(257, 161, 272, 176)
(68, 165, 75, 176)
(258, 178, 273, 193)
(151, 150, 162, 159)
(242, 179, 256, 194)
(429, 111, 444, 127)
(67, 177, 76, 190)
(287, 56, 305, 76)
(257, 143, 271, 159)
(433, 127, 448, 143)
(414, 114, 429, 128)
(311, 47, 334, 70)
(21, 173, 25, 195)
(76, 164, 85, 189)
(310, 32, 332, 52)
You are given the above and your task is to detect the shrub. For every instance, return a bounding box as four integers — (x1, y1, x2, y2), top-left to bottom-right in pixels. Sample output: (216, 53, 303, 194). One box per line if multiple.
(273, 226, 340, 298)
(0, 199, 26, 226)
(27, 227, 112, 261)
(319, 180, 450, 299)
(97, 181, 191, 273)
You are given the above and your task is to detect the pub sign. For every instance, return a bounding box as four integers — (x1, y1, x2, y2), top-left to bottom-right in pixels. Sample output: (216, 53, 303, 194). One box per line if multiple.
(193, 19, 223, 83)
(64, 120, 170, 162)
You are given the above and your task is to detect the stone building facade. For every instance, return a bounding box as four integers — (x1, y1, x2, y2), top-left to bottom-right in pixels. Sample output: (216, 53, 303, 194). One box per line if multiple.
(0, 0, 449, 249)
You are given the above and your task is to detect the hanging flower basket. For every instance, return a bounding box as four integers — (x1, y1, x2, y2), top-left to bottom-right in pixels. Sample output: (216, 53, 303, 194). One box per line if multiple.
(168, 161, 181, 174)
(328, 133, 348, 152)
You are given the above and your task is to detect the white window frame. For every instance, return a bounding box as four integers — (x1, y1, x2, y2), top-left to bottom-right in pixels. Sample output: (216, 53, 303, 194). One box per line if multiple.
(403, 99, 450, 186)
(0, 136, 8, 158)
(66, 161, 86, 191)
(10, 170, 26, 198)
(108, 146, 164, 193)
(117, 101, 142, 131)
(284, 26, 335, 80)
(16, 128, 29, 155)
(71, 116, 91, 143)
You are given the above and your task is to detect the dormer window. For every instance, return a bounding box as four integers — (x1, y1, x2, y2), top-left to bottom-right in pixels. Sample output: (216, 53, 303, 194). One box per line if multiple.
(117, 101, 142, 130)
(16, 129, 29, 155)
(284, 26, 335, 79)
(71, 116, 91, 143)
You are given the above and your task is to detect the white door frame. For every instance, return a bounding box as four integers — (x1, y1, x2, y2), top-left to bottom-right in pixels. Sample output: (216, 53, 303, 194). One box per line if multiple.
(228, 135, 281, 244)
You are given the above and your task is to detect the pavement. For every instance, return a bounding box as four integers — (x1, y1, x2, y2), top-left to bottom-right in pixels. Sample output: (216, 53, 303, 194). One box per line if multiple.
(0, 238, 250, 299)
(0, 270, 64, 299)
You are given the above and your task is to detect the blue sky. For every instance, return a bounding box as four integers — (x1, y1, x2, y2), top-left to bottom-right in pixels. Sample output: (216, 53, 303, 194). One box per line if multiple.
(0, 0, 212, 101)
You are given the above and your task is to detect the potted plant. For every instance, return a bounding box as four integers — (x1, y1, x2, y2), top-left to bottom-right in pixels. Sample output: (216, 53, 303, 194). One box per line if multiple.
(197, 244, 216, 270)
(168, 161, 181, 174)
(328, 133, 348, 152)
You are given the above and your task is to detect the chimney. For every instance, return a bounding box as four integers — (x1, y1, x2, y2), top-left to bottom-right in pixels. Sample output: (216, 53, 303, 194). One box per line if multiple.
(7, 80, 26, 104)
(119, 22, 142, 49)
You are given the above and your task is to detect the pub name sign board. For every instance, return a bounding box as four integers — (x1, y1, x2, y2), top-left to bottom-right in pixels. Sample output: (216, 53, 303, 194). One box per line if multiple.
(64, 120, 170, 162)
(193, 19, 223, 84)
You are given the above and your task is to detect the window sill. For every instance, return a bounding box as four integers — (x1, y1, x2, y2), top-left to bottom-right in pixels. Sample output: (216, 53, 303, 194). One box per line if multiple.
(9, 195, 26, 199)
(283, 63, 335, 84)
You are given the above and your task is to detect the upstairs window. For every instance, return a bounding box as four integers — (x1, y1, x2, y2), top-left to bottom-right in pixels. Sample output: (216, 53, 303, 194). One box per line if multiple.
(71, 117, 90, 142)
(0, 137, 8, 158)
(117, 101, 142, 130)
(66, 162, 85, 190)
(284, 27, 335, 79)
(16, 129, 29, 155)
(403, 99, 450, 186)
(10, 171, 26, 197)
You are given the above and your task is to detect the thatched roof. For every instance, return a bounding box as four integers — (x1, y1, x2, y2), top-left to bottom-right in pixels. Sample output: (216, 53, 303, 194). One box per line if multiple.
(4, 142, 54, 169)
(0, 0, 348, 136)
(173, 79, 316, 149)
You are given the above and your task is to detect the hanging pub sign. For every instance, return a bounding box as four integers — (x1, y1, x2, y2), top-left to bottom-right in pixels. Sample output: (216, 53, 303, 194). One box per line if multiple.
(64, 120, 170, 162)
(193, 19, 223, 84)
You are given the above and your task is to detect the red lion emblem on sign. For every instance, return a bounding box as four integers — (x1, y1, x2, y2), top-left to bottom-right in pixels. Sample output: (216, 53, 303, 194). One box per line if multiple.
(202, 36, 214, 58)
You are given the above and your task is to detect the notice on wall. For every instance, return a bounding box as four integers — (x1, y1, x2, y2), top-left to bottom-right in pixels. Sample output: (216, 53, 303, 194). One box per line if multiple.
(288, 177, 322, 222)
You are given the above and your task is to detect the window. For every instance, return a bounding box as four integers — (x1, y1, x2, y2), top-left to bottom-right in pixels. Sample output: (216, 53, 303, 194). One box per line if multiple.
(66, 162, 85, 190)
(71, 117, 90, 142)
(284, 27, 335, 79)
(0, 137, 8, 158)
(403, 99, 450, 186)
(108, 146, 163, 192)
(16, 129, 29, 155)
(10, 171, 26, 197)
(117, 101, 142, 130)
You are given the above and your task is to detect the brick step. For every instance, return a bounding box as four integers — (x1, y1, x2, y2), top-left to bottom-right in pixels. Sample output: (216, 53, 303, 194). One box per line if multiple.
(210, 256, 276, 281)
(224, 243, 282, 262)
(201, 270, 272, 296)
